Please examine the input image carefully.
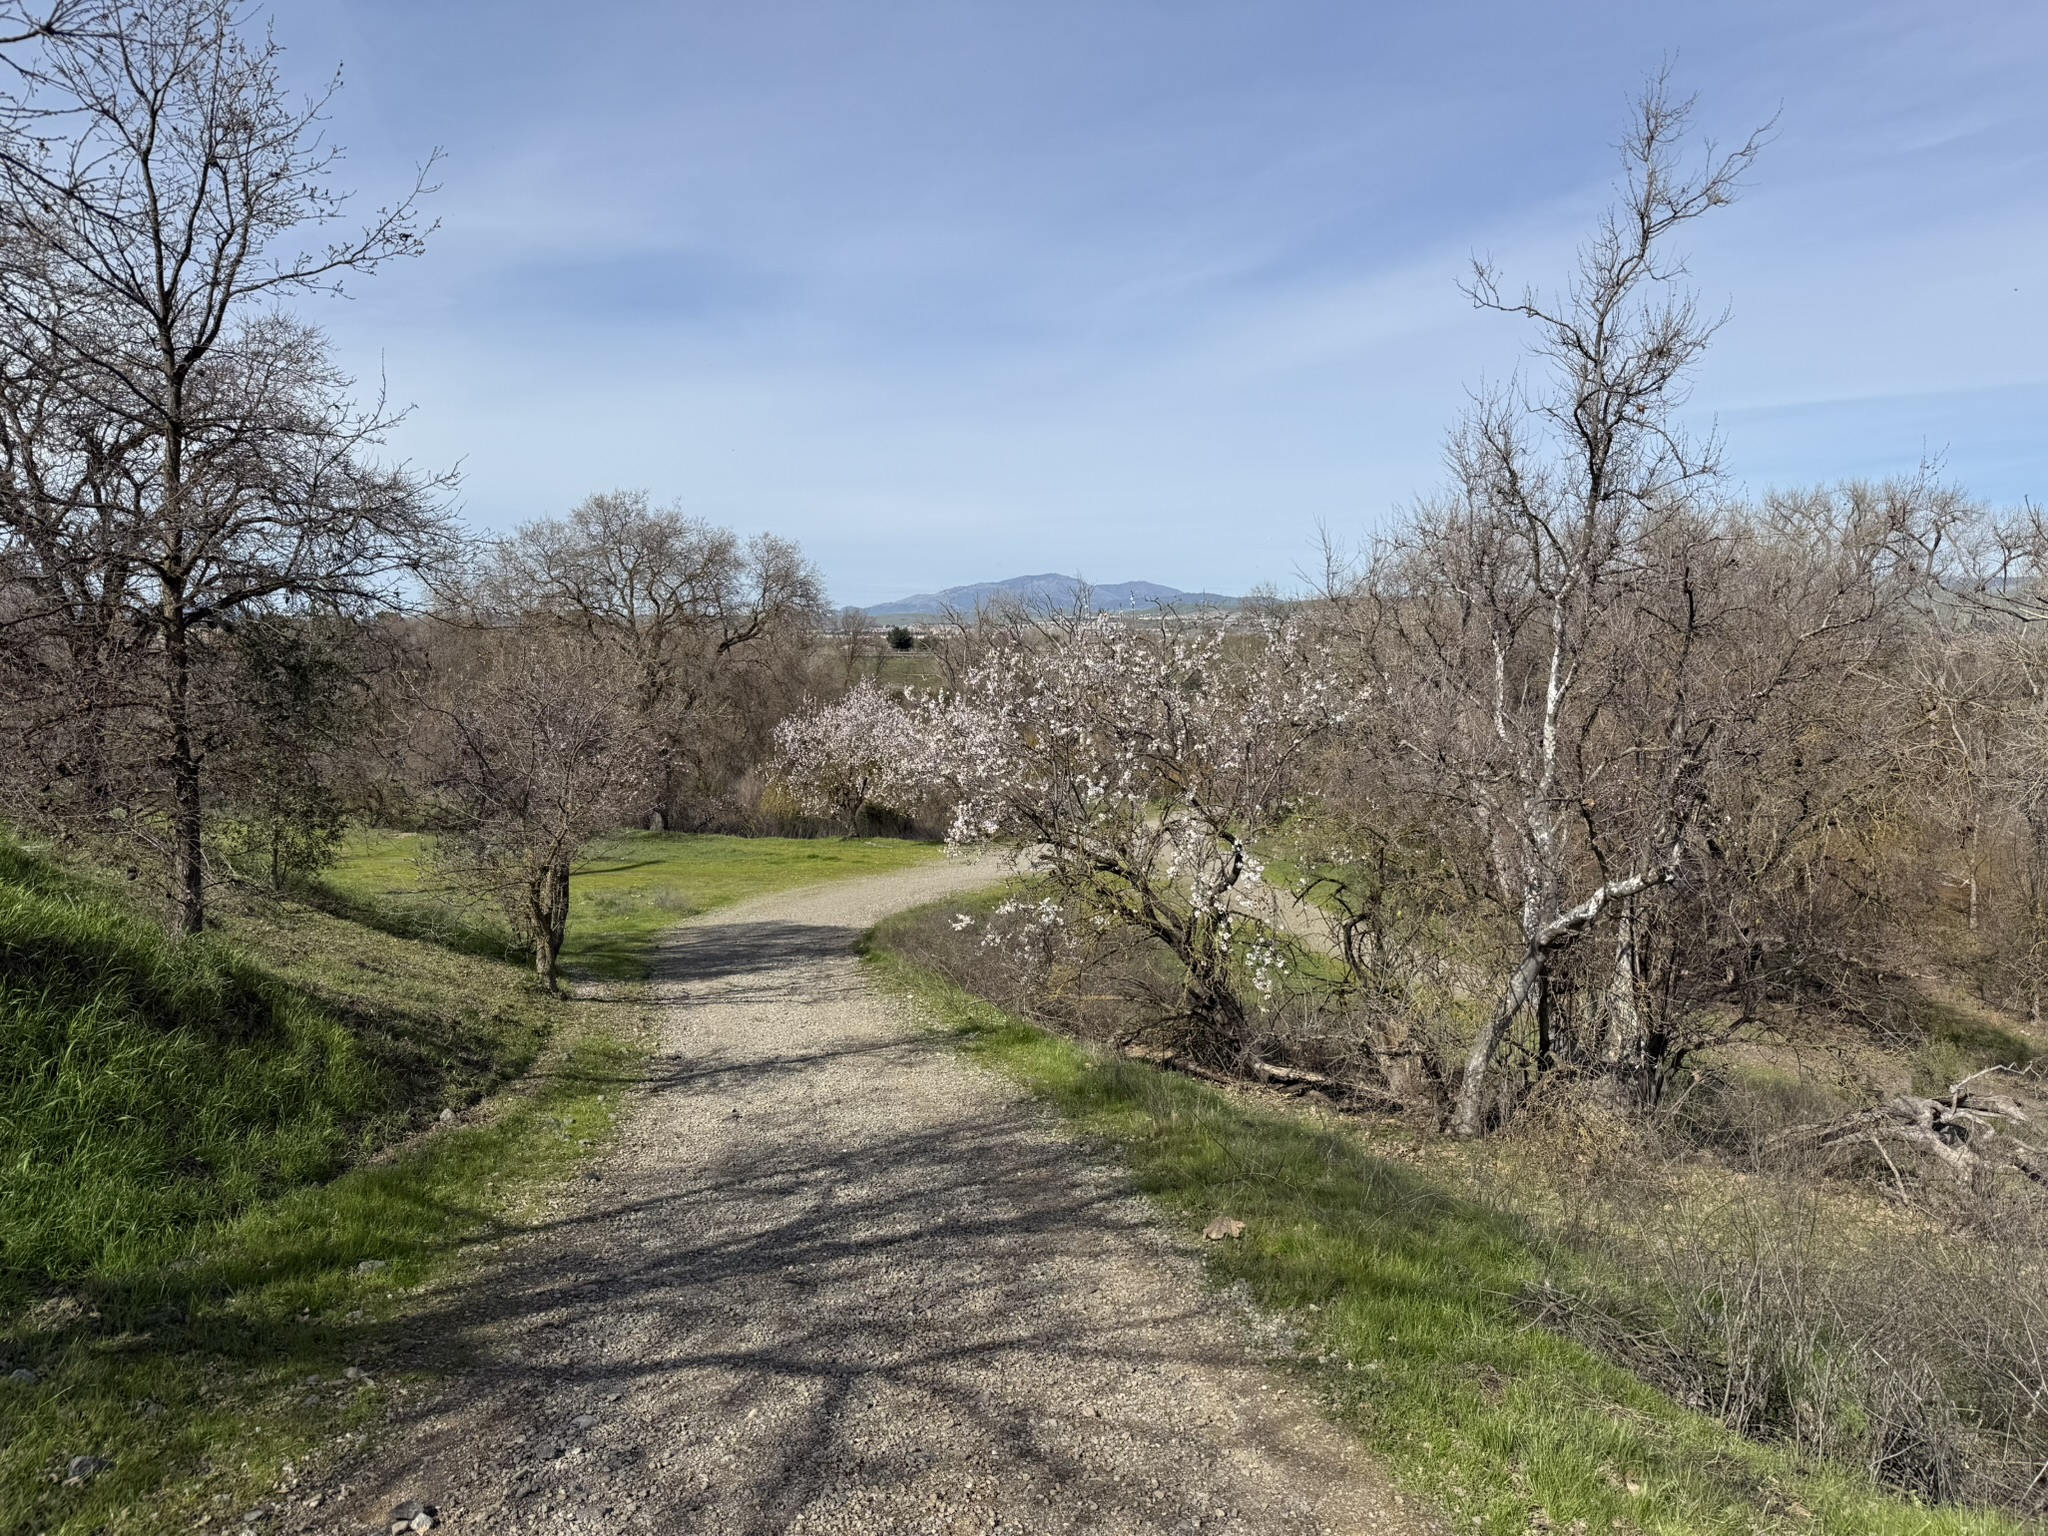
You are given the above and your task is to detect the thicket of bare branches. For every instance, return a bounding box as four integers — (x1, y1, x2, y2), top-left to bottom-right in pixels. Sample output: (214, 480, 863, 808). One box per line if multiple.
(469, 490, 825, 830)
(400, 625, 654, 990)
(783, 82, 2048, 1180)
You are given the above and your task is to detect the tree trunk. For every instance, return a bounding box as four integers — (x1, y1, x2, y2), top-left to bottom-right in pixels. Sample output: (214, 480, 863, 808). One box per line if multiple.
(547, 858, 571, 960)
(165, 605, 206, 936)
(1452, 948, 1541, 1137)
(1178, 920, 1250, 1065)
(1601, 897, 1646, 1065)
(528, 861, 570, 993)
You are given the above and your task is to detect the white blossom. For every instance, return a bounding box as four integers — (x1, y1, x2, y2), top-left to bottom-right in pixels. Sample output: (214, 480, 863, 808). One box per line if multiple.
(771, 678, 929, 831)
(908, 615, 1347, 1046)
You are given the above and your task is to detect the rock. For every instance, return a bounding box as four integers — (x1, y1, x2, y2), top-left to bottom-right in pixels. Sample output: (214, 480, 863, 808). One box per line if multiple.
(64, 1453, 111, 1485)
(571, 1412, 598, 1430)
(343, 1365, 368, 1381)
(386, 1499, 435, 1523)
(6, 1367, 36, 1384)
(438, 1107, 455, 1123)
(411, 1515, 438, 1533)
(355, 1259, 388, 1275)
(1202, 1216, 1247, 1241)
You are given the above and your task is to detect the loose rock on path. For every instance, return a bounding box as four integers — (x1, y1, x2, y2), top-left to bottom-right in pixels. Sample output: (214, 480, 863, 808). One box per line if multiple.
(291, 861, 1430, 1535)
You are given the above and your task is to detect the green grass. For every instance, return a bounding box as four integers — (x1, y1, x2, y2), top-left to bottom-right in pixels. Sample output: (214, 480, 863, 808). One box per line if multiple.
(0, 1018, 630, 1535)
(2, 826, 942, 1531)
(0, 838, 578, 1531)
(318, 828, 943, 981)
(300, 829, 522, 962)
(867, 649, 946, 689)
(1, 845, 385, 1295)
(559, 830, 942, 978)
(866, 909, 2028, 1536)
(1909, 992, 2043, 1096)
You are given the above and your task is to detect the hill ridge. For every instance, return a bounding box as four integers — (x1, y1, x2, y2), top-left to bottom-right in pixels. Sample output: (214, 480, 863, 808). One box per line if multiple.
(863, 572, 1236, 618)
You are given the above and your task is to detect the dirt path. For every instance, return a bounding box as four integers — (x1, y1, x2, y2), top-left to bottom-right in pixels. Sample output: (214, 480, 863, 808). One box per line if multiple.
(293, 861, 1425, 1536)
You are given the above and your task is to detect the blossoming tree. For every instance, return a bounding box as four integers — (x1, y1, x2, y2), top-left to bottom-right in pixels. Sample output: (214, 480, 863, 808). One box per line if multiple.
(925, 616, 1344, 1062)
(772, 677, 926, 833)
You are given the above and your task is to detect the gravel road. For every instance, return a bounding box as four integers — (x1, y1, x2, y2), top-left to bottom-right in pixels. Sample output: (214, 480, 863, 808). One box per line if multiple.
(291, 860, 1430, 1536)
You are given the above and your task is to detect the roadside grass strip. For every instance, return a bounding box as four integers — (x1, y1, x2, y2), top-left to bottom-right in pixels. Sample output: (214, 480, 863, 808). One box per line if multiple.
(0, 1027, 631, 1534)
(864, 920, 2026, 1536)
(0, 837, 640, 1532)
(4, 830, 943, 1531)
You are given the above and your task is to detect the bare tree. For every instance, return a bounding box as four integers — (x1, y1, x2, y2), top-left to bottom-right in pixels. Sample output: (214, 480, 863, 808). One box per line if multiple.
(0, 1, 95, 52)
(1362, 79, 1769, 1134)
(835, 604, 875, 685)
(472, 490, 823, 829)
(409, 626, 654, 991)
(0, 0, 452, 932)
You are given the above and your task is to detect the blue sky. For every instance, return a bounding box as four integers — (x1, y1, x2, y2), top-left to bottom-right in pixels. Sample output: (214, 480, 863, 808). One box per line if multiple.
(268, 0, 2048, 608)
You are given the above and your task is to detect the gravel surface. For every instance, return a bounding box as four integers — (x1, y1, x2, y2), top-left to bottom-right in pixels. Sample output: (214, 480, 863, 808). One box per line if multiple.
(287, 861, 1432, 1536)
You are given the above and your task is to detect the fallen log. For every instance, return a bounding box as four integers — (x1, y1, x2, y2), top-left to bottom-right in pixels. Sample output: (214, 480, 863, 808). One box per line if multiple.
(1250, 1059, 1338, 1088)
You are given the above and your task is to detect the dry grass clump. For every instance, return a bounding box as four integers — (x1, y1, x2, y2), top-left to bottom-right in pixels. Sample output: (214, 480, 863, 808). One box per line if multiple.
(889, 883, 2048, 1516)
(1492, 1079, 2048, 1512)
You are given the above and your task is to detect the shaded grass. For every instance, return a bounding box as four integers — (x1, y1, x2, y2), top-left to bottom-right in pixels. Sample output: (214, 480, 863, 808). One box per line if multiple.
(0, 837, 587, 1532)
(865, 909, 2027, 1536)
(3, 826, 943, 1530)
(1909, 991, 2043, 1096)
(0, 1020, 631, 1535)
(1, 846, 386, 1297)
(318, 827, 943, 981)
(300, 829, 522, 963)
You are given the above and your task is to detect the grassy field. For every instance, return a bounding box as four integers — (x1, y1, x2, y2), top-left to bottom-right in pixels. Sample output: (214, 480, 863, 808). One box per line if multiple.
(318, 828, 942, 979)
(866, 897, 2030, 1536)
(0, 828, 935, 1534)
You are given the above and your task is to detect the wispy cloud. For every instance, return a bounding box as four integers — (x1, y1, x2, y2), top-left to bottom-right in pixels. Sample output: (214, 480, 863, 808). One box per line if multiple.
(273, 0, 2048, 605)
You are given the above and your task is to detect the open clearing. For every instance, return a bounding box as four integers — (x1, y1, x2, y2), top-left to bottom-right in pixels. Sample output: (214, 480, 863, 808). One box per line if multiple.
(291, 861, 1421, 1535)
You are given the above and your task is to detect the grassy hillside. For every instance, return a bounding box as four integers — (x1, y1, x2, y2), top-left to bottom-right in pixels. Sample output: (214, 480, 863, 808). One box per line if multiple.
(1, 846, 380, 1296)
(868, 894, 2033, 1536)
(0, 838, 570, 1532)
(0, 828, 936, 1534)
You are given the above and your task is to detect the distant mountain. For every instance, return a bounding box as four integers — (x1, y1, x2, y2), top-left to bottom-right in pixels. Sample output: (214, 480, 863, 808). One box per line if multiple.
(863, 573, 1236, 619)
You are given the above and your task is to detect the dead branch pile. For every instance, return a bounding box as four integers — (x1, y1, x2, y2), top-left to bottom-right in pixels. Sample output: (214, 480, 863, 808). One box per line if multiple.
(1774, 1068, 2047, 1186)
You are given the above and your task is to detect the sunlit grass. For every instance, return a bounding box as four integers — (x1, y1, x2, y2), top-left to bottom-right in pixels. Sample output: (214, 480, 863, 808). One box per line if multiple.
(866, 906, 2027, 1536)
(318, 828, 943, 979)
(561, 830, 942, 978)
(1, 825, 942, 1530)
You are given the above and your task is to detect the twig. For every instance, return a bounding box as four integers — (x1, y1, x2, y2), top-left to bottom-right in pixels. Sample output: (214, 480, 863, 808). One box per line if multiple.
(1869, 1134, 1911, 1206)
